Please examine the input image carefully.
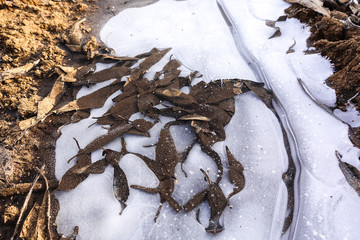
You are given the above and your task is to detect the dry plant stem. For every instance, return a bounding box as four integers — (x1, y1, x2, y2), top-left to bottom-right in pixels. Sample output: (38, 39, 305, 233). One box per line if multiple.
(11, 165, 45, 240)
(0, 180, 57, 197)
(38, 168, 54, 240)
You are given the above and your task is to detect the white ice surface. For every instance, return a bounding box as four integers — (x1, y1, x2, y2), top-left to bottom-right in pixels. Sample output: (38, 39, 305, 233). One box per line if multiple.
(56, 0, 360, 239)
(221, 0, 360, 239)
(334, 102, 360, 128)
(100, 0, 255, 82)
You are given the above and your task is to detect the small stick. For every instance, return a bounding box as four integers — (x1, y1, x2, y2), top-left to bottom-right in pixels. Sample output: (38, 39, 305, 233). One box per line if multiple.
(10, 165, 45, 240)
(38, 167, 54, 240)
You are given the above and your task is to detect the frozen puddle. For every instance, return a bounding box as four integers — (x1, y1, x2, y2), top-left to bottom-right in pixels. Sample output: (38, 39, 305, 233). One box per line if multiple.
(55, 0, 360, 239)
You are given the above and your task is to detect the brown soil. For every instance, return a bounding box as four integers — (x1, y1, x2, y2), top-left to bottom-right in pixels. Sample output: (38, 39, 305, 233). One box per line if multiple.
(0, 0, 96, 239)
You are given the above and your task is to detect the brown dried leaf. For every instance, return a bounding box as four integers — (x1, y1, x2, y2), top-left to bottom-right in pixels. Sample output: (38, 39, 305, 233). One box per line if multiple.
(68, 18, 85, 46)
(129, 48, 171, 82)
(139, 48, 171, 72)
(190, 80, 238, 104)
(129, 128, 181, 220)
(243, 80, 273, 108)
(200, 146, 223, 184)
(72, 158, 109, 175)
(162, 59, 181, 73)
(129, 119, 155, 137)
(226, 146, 245, 199)
(184, 189, 207, 212)
(19, 203, 39, 239)
(286, 40, 296, 54)
(113, 163, 129, 212)
(269, 27, 281, 39)
(55, 66, 77, 83)
(162, 89, 183, 97)
(37, 77, 65, 119)
(266, 20, 282, 39)
(57, 152, 92, 191)
(137, 93, 160, 119)
(265, 20, 276, 28)
(336, 151, 360, 196)
(155, 70, 181, 88)
(73, 64, 96, 83)
(84, 65, 131, 85)
(113, 78, 151, 103)
(19, 116, 39, 130)
(0, 60, 40, 82)
(206, 184, 227, 234)
(109, 95, 139, 120)
(71, 110, 91, 123)
(284, 0, 330, 16)
(196, 169, 227, 234)
(277, 15, 288, 21)
(216, 98, 235, 115)
(54, 101, 79, 114)
(55, 81, 122, 114)
(156, 89, 196, 106)
(331, 10, 348, 21)
(349, 128, 360, 148)
(156, 128, 179, 171)
(77, 123, 133, 156)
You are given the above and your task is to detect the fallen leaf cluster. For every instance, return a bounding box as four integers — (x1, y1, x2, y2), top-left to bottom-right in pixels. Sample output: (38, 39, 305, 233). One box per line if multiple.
(49, 48, 281, 234)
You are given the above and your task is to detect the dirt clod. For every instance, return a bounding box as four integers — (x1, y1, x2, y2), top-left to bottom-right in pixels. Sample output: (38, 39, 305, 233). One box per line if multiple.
(3, 205, 20, 224)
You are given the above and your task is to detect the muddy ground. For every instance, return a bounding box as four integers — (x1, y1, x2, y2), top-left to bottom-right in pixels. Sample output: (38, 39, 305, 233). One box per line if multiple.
(0, 0, 359, 239)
